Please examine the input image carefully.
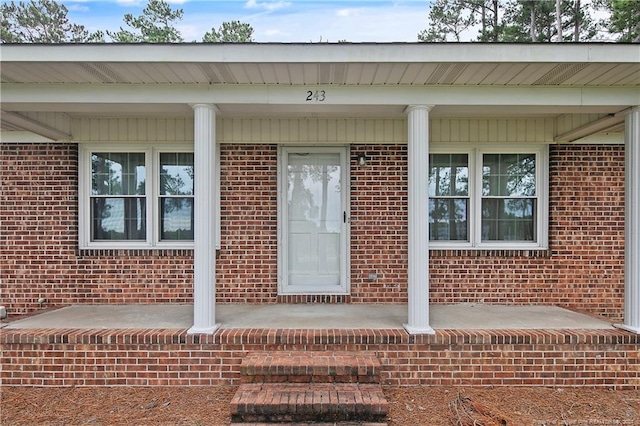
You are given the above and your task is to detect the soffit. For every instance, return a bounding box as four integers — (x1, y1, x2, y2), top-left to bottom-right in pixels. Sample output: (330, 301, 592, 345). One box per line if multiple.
(2, 61, 638, 87)
(1, 43, 639, 87)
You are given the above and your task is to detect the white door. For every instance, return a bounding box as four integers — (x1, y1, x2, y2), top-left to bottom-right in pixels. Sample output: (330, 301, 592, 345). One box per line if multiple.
(279, 147, 349, 294)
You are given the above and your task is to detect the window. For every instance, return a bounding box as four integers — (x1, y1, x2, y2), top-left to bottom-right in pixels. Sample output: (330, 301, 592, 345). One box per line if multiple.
(159, 153, 195, 241)
(429, 144, 548, 249)
(79, 145, 194, 249)
(429, 154, 469, 241)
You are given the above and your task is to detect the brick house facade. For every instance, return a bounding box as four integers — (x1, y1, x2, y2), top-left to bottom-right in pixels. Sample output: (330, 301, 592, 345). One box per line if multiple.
(1, 43, 639, 335)
(0, 142, 626, 319)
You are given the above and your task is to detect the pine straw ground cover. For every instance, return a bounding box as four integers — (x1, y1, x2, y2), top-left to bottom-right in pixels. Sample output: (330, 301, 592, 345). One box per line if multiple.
(1, 386, 639, 425)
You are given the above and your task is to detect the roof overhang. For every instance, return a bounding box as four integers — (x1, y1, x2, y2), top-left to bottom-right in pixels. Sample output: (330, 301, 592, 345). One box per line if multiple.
(1, 43, 638, 139)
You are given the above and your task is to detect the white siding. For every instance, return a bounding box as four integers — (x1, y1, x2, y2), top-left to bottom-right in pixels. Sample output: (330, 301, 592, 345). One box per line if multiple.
(72, 117, 194, 143)
(71, 117, 556, 144)
(21, 112, 72, 135)
(556, 113, 614, 135)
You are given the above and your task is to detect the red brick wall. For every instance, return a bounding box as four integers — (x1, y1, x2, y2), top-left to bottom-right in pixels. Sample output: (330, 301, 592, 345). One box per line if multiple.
(2, 328, 638, 388)
(0, 144, 193, 313)
(429, 145, 626, 319)
(351, 145, 409, 303)
(216, 145, 278, 303)
(0, 143, 626, 319)
(549, 145, 625, 317)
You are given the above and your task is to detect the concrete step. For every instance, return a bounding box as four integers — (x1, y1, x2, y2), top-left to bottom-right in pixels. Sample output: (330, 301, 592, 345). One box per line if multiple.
(230, 383, 388, 424)
(241, 351, 382, 384)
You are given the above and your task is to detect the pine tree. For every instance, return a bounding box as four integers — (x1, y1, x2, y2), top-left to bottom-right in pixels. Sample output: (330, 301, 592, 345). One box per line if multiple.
(1, 0, 103, 43)
(108, 0, 183, 43)
(202, 21, 254, 43)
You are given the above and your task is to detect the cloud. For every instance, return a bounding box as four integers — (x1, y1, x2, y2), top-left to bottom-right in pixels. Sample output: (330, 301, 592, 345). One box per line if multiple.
(113, 0, 188, 8)
(264, 29, 283, 36)
(67, 4, 90, 12)
(336, 9, 356, 18)
(245, 0, 291, 12)
(247, 2, 427, 42)
(114, 0, 145, 5)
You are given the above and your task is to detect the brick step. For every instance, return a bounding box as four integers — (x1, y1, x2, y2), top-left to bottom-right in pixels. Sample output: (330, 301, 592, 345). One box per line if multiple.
(230, 383, 388, 423)
(232, 423, 387, 425)
(241, 351, 382, 384)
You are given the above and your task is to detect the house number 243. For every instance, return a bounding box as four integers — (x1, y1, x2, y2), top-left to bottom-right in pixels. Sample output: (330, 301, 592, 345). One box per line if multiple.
(306, 90, 326, 102)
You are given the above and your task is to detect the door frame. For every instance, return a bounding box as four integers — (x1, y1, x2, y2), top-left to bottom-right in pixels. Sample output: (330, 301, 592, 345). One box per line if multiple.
(277, 145, 351, 295)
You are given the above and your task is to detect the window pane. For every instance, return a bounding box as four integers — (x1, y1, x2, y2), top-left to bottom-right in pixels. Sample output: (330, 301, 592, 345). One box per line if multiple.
(160, 153, 194, 196)
(91, 197, 146, 240)
(92, 153, 145, 196)
(160, 198, 194, 240)
(429, 198, 469, 241)
(482, 153, 535, 197)
(429, 154, 469, 197)
(481, 198, 535, 241)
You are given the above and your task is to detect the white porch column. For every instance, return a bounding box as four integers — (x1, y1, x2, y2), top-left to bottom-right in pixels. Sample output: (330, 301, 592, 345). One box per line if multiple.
(620, 107, 640, 334)
(188, 104, 220, 334)
(404, 105, 435, 335)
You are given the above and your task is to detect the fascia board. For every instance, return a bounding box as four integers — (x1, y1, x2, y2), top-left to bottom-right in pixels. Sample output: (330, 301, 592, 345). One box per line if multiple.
(1, 43, 639, 64)
(2, 83, 638, 107)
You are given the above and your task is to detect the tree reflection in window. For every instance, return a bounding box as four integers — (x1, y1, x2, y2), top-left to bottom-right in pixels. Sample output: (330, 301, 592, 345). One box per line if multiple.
(159, 153, 194, 240)
(91, 153, 146, 240)
(482, 154, 536, 241)
(287, 153, 341, 233)
(429, 154, 469, 241)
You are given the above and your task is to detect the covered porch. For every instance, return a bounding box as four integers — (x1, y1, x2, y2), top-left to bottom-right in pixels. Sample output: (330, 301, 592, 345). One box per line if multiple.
(1, 43, 640, 336)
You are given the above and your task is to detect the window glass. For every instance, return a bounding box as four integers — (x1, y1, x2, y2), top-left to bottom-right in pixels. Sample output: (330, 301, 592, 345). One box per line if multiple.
(160, 153, 194, 196)
(482, 153, 535, 197)
(482, 153, 536, 242)
(159, 153, 194, 241)
(92, 153, 145, 195)
(160, 198, 194, 240)
(481, 199, 535, 241)
(429, 154, 469, 241)
(91, 197, 146, 240)
(90, 153, 146, 241)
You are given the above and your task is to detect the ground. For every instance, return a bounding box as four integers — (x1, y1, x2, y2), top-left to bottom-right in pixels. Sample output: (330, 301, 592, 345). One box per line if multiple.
(1, 386, 638, 425)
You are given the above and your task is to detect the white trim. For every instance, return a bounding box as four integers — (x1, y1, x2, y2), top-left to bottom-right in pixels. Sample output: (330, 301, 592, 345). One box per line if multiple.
(0, 111, 71, 141)
(3, 84, 637, 108)
(428, 143, 549, 251)
(555, 112, 627, 142)
(0, 130, 57, 143)
(277, 145, 350, 295)
(2, 43, 636, 64)
(78, 143, 195, 250)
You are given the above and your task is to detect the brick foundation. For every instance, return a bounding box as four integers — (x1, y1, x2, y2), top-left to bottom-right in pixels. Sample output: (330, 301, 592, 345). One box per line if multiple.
(1, 328, 638, 388)
(0, 143, 626, 320)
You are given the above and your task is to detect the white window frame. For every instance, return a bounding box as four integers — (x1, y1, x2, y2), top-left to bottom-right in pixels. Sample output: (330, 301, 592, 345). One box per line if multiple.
(79, 143, 195, 250)
(429, 143, 549, 250)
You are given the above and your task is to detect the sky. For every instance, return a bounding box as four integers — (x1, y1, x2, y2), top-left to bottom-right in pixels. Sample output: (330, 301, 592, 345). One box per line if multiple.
(60, 0, 433, 43)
